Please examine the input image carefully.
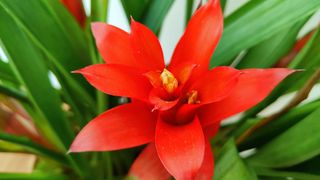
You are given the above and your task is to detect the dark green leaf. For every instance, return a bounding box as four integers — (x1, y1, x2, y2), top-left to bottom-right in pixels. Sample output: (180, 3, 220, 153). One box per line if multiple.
(254, 167, 320, 180)
(211, 0, 320, 66)
(249, 107, 320, 168)
(0, 83, 28, 102)
(120, 0, 151, 21)
(185, 0, 194, 26)
(287, 155, 320, 175)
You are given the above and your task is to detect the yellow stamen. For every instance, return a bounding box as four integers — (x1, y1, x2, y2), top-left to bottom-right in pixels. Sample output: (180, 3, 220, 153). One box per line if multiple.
(160, 69, 178, 93)
(187, 90, 200, 104)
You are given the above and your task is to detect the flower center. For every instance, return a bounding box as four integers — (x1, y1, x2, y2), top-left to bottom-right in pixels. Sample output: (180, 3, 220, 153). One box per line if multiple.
(186, 90, 200, 104)
(160, 69, 178, 94)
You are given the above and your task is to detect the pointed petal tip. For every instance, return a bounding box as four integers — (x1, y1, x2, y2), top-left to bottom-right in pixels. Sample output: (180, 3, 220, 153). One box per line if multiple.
(71, 69, 82, 74)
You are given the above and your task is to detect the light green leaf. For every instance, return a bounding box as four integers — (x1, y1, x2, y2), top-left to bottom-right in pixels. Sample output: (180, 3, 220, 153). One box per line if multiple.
(121, 0, 151, 21)
(91, 0, 108, 22)
(211, 0, 320, 66)
(249, 107, 320, 168)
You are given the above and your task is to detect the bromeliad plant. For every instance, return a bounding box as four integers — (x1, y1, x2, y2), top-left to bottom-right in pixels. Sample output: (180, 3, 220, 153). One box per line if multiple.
(0, 0, 320, 179)
(70, 1, 294, 179)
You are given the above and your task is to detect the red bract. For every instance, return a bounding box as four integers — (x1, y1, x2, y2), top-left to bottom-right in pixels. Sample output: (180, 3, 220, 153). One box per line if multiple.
(69, 0, 295, 179)
(61, 0, 86, 27)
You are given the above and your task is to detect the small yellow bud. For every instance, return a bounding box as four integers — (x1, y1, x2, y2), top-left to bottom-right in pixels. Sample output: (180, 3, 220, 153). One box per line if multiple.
(160, 69, 178, 93)
(187, 90, 200, 104)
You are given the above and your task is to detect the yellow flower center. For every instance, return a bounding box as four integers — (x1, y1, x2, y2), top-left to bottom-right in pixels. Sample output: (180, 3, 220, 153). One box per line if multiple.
(187, 90, 200, 104)
(160, 69, 178, 94)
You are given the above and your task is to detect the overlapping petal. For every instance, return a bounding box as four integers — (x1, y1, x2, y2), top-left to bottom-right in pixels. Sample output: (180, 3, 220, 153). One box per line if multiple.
(129, 143, 171, 180)
(199, 68, 295, 126)
(155, 116, 205, 179)
(130, 19, 165, 71)
(189, 66, 241, 104)
(69, 102, 156, 152)
(91, 23, 139, 69)
(169, 0, 223, 79)
(195, 140, 214, 180)
(74, 64, 151, 101)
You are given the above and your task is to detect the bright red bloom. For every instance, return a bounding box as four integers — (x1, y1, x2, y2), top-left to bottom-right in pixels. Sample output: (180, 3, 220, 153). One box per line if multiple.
(61, 0, 86, 27)
(69, 0, 294, 179)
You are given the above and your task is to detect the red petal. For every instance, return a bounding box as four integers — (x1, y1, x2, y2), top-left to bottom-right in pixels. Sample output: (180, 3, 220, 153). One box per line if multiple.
(171, 63, 198, 85)
(130, 19, 165, 71)
(195, 140, 214, 180)
(69, 102, 156, 152)
(169, 0, 223, 79)
(129, 143, 171, 180)
(199, 68, 295, 126)
(149, 89, 180, 111)
(74, 64, 151, 101)
(155, 116, 205, 179)
(91, 23, 141, 69)
(190, 66, 241, 104)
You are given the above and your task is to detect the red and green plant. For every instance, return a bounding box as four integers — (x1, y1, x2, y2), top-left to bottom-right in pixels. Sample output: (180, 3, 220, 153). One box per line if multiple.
(0, 0, 319, 179)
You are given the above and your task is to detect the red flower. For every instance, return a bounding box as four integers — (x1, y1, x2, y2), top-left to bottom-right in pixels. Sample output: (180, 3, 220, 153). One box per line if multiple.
(61, 0, 86, 27)
(69, 0, 294, 179)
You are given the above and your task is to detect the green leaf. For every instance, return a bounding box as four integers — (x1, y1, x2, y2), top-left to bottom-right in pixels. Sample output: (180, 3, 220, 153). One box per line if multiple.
(248, 107, 320, 168)
(0, 172, 68, 180)
(91, 0, 108, 22)
(211, 0, 320, 66)
(0, 6, 89, 177)
(288, 155, 320, 175)
(236, 19, 307, 68)
(0, 5, 73, 151)
(238, 99, 320, 151)
(214, 139, 258, 180)
(0, 83, 28, 103)
(254, 168, 320, 180)
(185, 0, 194, 26)
(0, 133, 69, 166)
(0, 0, 96, 113)
(121, 0, 151, 21)
(121, 0, 173, 33)
(142, 0, 174, 33)
(0, 60, 17, 84)
(286, 28, 320, 91)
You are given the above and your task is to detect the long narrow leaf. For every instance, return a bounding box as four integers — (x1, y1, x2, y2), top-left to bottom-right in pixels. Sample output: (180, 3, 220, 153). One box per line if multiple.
(211, 0, 320, 66)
